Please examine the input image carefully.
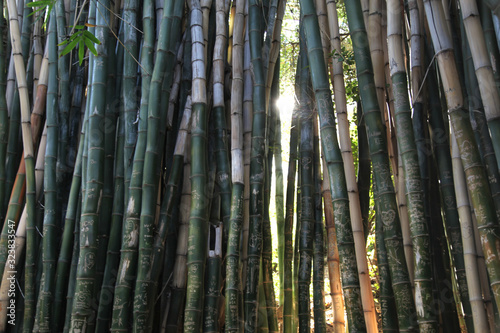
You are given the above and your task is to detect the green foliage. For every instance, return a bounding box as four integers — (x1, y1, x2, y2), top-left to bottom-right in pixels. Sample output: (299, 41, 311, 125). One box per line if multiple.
(59, 25, 101, 65)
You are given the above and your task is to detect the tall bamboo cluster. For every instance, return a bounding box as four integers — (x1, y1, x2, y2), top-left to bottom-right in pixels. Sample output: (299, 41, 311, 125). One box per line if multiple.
(1, 0, 500, 331)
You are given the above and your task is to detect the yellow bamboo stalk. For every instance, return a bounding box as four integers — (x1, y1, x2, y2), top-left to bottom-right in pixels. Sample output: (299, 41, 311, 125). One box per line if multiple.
(325, 1, 378, 331)
(321, 156, 345, 333)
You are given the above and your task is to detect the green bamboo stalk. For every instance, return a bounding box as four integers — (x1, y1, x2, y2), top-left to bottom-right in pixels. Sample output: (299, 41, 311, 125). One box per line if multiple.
(203, 206, 222, 333)
(123, 0, 139, 194)
(34, 11, 58, 331)
(297, 43, 314, 332)
(373, 178, 400, 332)
(133, 0, 185, 328)
(423, 0, 500, 311)
(312, 115, 326, 333)
(69, 0, 109, 329)
(163, 97, 192, 333)
(55, 0, 71, 214)
(356, 103, 371, 240)
(184, 1, 210, 330)
(427, 63, 474, 332)
(387, 1, 438, 330)
(300, 0, 367, 331)
(344, 0, 417, 330)
(225, 0, 245, 327)
(63, 203, 80, 333)
(110, 0, 154, 329)
(53, 124, 85, 332)
(244, 0, 267, 329)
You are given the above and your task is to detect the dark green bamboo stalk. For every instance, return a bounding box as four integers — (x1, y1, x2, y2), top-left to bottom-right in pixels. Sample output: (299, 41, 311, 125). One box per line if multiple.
(69, 0, 109, 329)
(123, 0, 139, 196)
(479, 0, 500, 93)
(282, 104, 298, 333)
(34, 12, 58, 331)
(387, 1, 437, 329)
(53, 125, 85, 332)
(357, 103, 371, 241)
(344, 0, 417, 330)
(297, 43, 314, 333)
(373, 178, 400, 332)
(244, 0, 267, 330)
(63, 203, 80, 333)
(299, 0, 367, 330)
(111, 0, 154, 330)
(312, 114, 325, 333)
(184, 1, 210, 331)
(133, 0, 185, 329)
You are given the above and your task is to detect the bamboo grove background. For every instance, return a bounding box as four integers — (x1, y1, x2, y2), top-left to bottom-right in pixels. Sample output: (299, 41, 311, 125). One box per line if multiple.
(1, 0, 500, 331)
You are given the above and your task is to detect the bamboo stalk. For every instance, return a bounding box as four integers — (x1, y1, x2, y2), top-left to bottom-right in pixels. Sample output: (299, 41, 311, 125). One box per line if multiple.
(451, 128, 490, 332)
(300, 0, 367, 330)
(423, 0, 500, 311)
(344, 0, 417, 330)
(6, 0, 36, 330)
(326, 1, 378, 330)
(460, 0, 500, 171)
(387, 0, 438, 330)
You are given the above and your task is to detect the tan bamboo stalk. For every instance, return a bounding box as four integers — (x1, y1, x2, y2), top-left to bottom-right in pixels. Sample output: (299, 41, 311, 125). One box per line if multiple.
(423, 0, 500, 312)
(6, 0, 36, 329)
(241, 4, 252, 281)
(460, 0, 500, 169)
(367, 0, 385, 113)
(315, 0, 330, 68)
(325, 1, 377, 330)
(163, 97, 192, 332)
(451, 129, 490, 332)
(0, 122, 46, 331)
(381, 2, 399, 181)
(321, 156, 345, 333)
(31, 48, 49, 149)
(360, 0, 369, 28)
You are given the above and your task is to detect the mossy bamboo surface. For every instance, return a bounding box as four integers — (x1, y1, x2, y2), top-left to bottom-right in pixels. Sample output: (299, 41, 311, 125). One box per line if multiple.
(111, 0, 154, 330)
(423, 0, 500, 312)
(183, 0, 211, 329)
(387, 1, 438, 330)
(69, 0, 109, 330)
(373, 178, 400, 332)
(34, 12, 58, 331)
(5, 0, 36, 330)
(326, 1, 377, 329)
(301, 0, 366, 330)
(344, 0, 417, 330)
